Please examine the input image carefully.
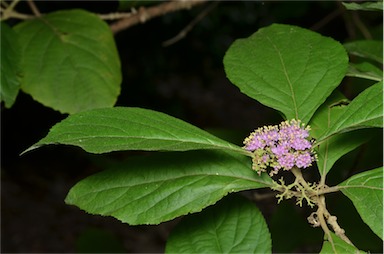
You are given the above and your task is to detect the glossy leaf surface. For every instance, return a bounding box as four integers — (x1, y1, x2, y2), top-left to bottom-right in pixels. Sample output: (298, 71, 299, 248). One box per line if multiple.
(65, 151, 273, 225)
(165, 195, 271, 253)
(339, 167, 383, 239)
(14, 10, 121, 114)
(24, 107, 247, 155)
(224, 23, 348, 123)
(1, 22, 22, 108)
(320, 82, 383, 140)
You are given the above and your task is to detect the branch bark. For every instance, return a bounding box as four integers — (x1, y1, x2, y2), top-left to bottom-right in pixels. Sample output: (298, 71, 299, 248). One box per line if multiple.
(110, 0, 207, 34)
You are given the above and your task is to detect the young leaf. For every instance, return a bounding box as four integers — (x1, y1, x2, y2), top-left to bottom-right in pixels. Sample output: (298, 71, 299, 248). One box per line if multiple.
(165, 195, 271, 253)
(344, 40, 383, 64)
(320, 82, 383, 141)
(310, 92, 372, 176)
(1, 22, 22, 108)
(224, 23, 348, 123)
(14, 10, 121, 114)
(65, 151, 273, 225)
(320, 231, 366, 254)
(338, 167, 383, 239)
(23, 107, 248, 155)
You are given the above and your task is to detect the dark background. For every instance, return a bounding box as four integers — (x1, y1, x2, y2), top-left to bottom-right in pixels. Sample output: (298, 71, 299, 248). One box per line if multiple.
(1, 1, 383, 253)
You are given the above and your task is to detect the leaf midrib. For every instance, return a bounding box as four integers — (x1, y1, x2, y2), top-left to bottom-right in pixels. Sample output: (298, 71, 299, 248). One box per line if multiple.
(266, 34, 299, 119)
(72, 173, 272, 197)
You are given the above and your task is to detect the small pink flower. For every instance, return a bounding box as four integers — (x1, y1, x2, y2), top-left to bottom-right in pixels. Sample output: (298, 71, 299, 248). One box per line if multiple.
(243, 119, 315, 175)
(295, 153, 313, 168)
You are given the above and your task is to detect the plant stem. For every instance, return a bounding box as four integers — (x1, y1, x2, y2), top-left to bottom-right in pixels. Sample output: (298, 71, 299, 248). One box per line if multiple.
(110, 0, 207, 34)
(290, 167, 311, 190)
(27, 0, 40, 17)
(0, 0, 34, 20)
(316, 196, 337, 253)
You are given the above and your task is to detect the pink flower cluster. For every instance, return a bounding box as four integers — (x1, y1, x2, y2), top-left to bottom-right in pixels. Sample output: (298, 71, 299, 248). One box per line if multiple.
(243, 119, 315, 175)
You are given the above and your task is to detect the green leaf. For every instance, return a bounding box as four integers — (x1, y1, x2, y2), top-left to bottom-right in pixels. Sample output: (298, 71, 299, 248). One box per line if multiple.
(310, 92, 372, 176)
(316, 130, 372, 176)
(342, 2, 383, 12)
(320, 82, 383, 141)
(165, 195, 271, 253)
(14, 9, 121, 114)
(65, 151, 273, 225)
(224, 23, 348, 123)
(1, 22, 22, 108)
(338, 167, 383, 239)
(320, 231, 366, 254)
(346, 62, 383, 81)
(344, 40, 383, 64)
(310, 91, 349, 139)
(23, 107, 248, 155)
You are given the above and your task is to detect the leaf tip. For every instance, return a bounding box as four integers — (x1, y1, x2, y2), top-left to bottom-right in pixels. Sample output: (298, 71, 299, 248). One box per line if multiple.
(20, 143, 44, 156)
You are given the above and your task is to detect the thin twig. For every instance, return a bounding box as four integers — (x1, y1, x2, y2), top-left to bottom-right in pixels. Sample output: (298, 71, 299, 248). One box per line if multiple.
(0, 10, 34, 20)
(110, 0, 207, 34)
(337, 1, 356, 39)
(27, 0, 40, 17)
(351, 11, 372, 39)
(7, 0, 19, 10)
(253, 191, 276, 201)
(1, 0, 9, 8)
(162, 1, 219, 47)
(311, 8, 342, 31)
(0, 0, 34, 21)
(312, 185, 340, 196)
(315, 196, 337, 253)
(98, 11, 134, 20)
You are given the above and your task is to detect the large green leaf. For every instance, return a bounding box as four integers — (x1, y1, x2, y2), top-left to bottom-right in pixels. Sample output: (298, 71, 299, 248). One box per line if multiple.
(338, 167, 383, 239)
(65, 151, 273, 225)
(344, 40, 383, 64)
(165, 195, 271, 253)
(320, 232, 365, 254)
(224, 23, 348, 123)
(14, 9, 121, 114)
(320, 82, 383, 141)
(23, 107, 248, 155)
(310, 92, 372, 176)
(1, 22, 22, 108)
